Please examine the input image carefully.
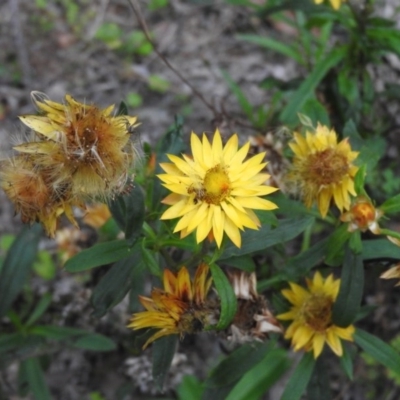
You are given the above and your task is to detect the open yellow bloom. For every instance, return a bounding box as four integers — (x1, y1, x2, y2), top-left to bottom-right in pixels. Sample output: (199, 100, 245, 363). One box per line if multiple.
(278, 271, 355, 358)
(289, 124, 358, 217)
(158, 129, 278, 248)
(16, 91, 139, 200)
(128, 264, 213, 349)
(314, 0, 345, 10)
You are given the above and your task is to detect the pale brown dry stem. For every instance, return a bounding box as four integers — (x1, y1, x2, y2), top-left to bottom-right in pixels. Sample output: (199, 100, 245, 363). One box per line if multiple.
(127, 0, 217, 115)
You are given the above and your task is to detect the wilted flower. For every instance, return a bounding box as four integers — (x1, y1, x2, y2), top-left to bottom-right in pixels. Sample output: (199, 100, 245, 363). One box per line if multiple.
(289, 123, 358, 218)
(0, 155, 79, 236)
(340, 196, 382, 234)
(380, 264, 400, 286)
(227, 270, 282, 343)
(128, 264, 214, 349)
(17, 91, 140, 200)
(314, 0, 345, 10)
(158, 129, 278, 248)
(278, 271, 355, 358)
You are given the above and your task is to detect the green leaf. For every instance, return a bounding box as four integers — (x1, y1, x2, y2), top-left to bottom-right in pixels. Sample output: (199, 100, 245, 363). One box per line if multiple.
(237, 34, 303, 65)
(73, 334, 116, 351)
(91, 244, 141, 318)
(332, 244, 364, 327)
(283, 238, 328, 281)
(65, 240, 132, 272)
(141, 241, 162, 277)
(206, 341, 274, 388)
(25, 293, 52, 327)
(221, 216, 314, 260)
(222, 255, 256, 272)
(177, 375, 203, 400)
(21, 358, 51, 400)
(340, 342, 354, 380)
(306, 357, 331, 400)
(226, 349, 289, 400)
(30, 326, 88, 340)
(109, 184, 145, 246)
(354, 164, 367, 195)
(362, 239, 400, 260)
(355, 329, 400, 375)
(152, 335, 178, 390)
(325, 224, 351, 266)
(116, 101, 128, 116)
(380, 193, 400, 214)
(0, 333, 27, 354)
(280, 352, 316, 400)
(0, 224, 42, 318)
(280, 46, 346, 124)
(210, 263, 237, 330)
(298, 98, 330, 127)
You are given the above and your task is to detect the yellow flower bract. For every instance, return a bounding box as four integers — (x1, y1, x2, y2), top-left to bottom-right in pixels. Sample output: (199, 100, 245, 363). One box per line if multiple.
(128, 264, 213, 349)
(289, 124, 359, 218)
(158, 129, 278, 248)
(278, 271, 355, 359)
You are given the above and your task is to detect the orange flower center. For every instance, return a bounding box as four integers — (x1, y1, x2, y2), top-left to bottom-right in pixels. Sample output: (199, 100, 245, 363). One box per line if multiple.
(306, 149, 349, 186)
(189, 164, 231, 205)
(350, 202, 376, 228)
(302, 293, 333, 332)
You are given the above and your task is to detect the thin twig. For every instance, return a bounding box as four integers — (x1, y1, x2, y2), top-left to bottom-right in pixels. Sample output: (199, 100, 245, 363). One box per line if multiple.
(126, 0, 218, 116)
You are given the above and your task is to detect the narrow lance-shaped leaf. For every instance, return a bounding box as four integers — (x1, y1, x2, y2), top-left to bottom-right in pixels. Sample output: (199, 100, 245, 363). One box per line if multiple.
(226, 349, 289, 400)
(210, 263, 237, 330)
(221, 216, 314, 260)
(280, 46, 346, 124)
(65, 239, 132, 272)
(0, 224, 42, 319)
(109, 184, 145, 246)
(355, 329, 400, 376)
(206, 341, 274, 388)
(152, 335, 178, 391)
(21, 358, 51, 400)
(91, 243, 141, 318)
(280, 352, 316, 400)
(332, 244, 364, 327)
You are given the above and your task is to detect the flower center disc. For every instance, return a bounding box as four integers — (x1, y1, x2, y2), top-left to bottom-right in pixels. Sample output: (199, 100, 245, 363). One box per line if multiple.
(306, 149, 349, 186)
(199, 165, 231, 205)
(302, 293, 333, 332)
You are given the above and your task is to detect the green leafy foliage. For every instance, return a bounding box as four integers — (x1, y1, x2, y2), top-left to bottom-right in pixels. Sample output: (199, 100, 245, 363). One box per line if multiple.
(0, 224, 42, 319)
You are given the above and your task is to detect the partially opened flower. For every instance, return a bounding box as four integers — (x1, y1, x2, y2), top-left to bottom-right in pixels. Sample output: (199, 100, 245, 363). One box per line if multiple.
(289, 123, 358, 217)
(158, 129, 278, 248)
(128, 264, 214, 349)
(340, 196, 382, 234)
(277, 271, 355, 358)
(314, 0, 345, 10)
(17, 91, 140, 200)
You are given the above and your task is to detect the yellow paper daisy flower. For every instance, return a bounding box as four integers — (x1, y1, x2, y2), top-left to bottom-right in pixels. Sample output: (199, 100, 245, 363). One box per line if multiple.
(277, 271, 355, 359)
(16, 91, 140, 200)
(158, 129, 278, 248)
(314, 0, 345, 10)
(128, 263, 214, 349)
(289, 123, 359, 218)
